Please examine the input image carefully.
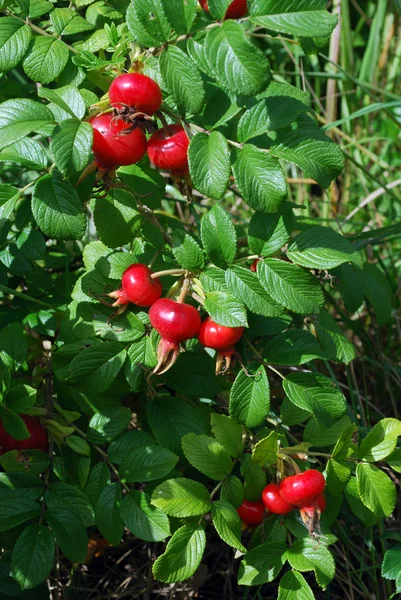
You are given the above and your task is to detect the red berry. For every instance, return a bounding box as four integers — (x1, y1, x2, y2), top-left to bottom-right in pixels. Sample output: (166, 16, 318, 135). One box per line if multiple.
(0, 416, 48, 454)
(149, 298, 201, 344)
(109, 264, 163, 308)
(109, 73, 162, 116)
(198, 317, 244, 351)
(90, 113, 147, 169)
(237, 499, 265, 526)
(262, 483, 293, 515)
(147, 125, 189, 173)
(199, 0, 247, 19)
(279, 470, 326, 507)
(300, 494, 326, 519)
(250, 259, 259, 272)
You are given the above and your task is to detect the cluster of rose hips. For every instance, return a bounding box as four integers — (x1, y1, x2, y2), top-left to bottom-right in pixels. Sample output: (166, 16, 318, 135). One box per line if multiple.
(90, 73, 189, 174)
(237, 470, 326, 528)
(0, 415, 48, 454)
(109, 263, 244, 374)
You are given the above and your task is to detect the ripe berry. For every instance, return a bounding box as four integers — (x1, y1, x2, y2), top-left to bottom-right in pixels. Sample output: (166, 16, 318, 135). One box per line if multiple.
(149, 298, 201, 344)
(147, 125, 189, 174)
(108, 264, 163, 308)
(90, 113, 147, 169)
(237, 499, 265, 526)
(109, 73, 162, 116)
(262, 483, 293, 515)
(199, 0, 248, 19)
(250, 259, 259, 272)
(0, 416, 48, 454)
(198, 317, 244, 351)
(279, 470, 326, 507)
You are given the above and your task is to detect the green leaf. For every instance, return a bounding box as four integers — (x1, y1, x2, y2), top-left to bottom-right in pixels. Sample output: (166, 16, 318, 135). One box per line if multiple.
(0, 449, 50, 475)
(126, 0, 171, 46)
(287, 226, 361, 270)
(92, 189, 141, 248)
(204, 290, 248, 327)
(201, 203, 236, 268)
(0, 323, 28, 370)
(230, 364, 270, 428)
(252, 431, 279, 468)
(38, 85, 86, 120)
(118, 163, 165, 210)
(160, 46, 205, 114)
(172, 229, 205, 271)
(23, 36, 69, 84)
(325, 459, 352, 496)
(382, 546, 401, 583)
(11, 525, 55, 590)
(0, 185, 19, 241)
(66, 343, 127, 394)
(248, 205, 294, 256)
(45, 482, 94, 528)
(204, 21, 271, 96)
(344, 477, 378, 527)
(0, 99, 53, 150)
(108, 430, 156, 464)
(238, 96, 313, 142)
(283, 372, 347, 427)
(211, 413, 243, 458)
(182, 433, 232, 480)
(270, 114, 344, 189)
(125, 336, 157, 391)
(16, 228, 46, 260)
(153, 524, 206, 583)
(263, 329, 327, 365)
(278, 571, 315, 600)
(160, 0, 197, 34)
(356, 463, 396, 518)
(0, 496, 40, 532)
(225, 266, 283, 317)
(221, 475, 244, 508)
(286, 538, 335, 590)
(84, 463, 110, 507)
(0, 409, 29, 441)
(0, 17, 31, 72)
(0, 472, 43, 501)
(32, 172, 87, 240)
(51, 119, 93, 179)
(233, 145, 287, 213)
(258, 259, 324, 315)
(240, 454, 266, 502)
(151, 478, 211, 517)
(95, 483, 123, 546)
(119, 445, 178, 483)
(304, 415, 353, 448)
(0, 138, 47, 169)
(66, 435, 91, 457)
(238, 542, 287, 585)
(249, 1, 338, 38)
(387, 448, 401, 474)
(50, 8, 94, 36)
(46, 507, 88, 563)
(359, 418, 401, 462)
(316, 310, 356, 365)
(87, 406, 131, 444)
(207, 0, 234, 20)
(211, 500, 246, 551)
(188, 132, 231, 200)
(121, 490, 170, 542)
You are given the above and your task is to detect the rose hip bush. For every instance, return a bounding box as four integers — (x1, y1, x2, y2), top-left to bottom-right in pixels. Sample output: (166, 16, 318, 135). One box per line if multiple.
(0, 0, 399, 597)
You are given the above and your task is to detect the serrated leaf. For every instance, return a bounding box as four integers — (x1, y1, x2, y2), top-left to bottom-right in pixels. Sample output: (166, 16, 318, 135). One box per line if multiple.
(121, 490, 170, 542)
(263, 329, 328, 365)
(0, 449, 50, 475)
(304, 415, 353, 448)
(118, 163, 165, 210)
(182, 433, 232, 480)
(0, 409, 29, 441)
(233, 145, 287, 214)
(66, 343, 127, 394)
(0, 496, 40, 532)
(382, 546, 401, 583)
(359, 418, 401, 462)
(211, 413, 243, 458)
(50, 8, 94, 36)
(126, 0, 171, 46)
(0, 99, 53, 150)
(211, 500, 246, 551)
(84, 463, 110, 507)
(249, 1, 338, 38)
(92, 189, 141, 248)
(356, 463, 396, 518)
(23, 37, 69, 84)
(0, 473, 43, 501)
(252, 431, 279, 468)
(95, 483, 123, 546)
(278, 570, 315, 600)
(204, 21, 270, 96)
(151, 478, 211, 517)
(108, 430, 156, 464)
(160, 0, 197, 34)
(45, 482, 94, 527)
(221, 475, 244, 508)
(160, 46, 205, 114)
(285, 538, 335, 590)
(0, 322, 28, 370)
(344, 477, 378, 527)
(257, 259, 324, 315)
(230, 364, 270, 428)
(283, 372, 346, 427)
(38, 85, 86, 120)
(287, 226, 361, 270)
(201, 203, 236, 268)
(0, 17, 31, 73)
(119, 445, 178, 483)
(225, 266, 283, 317)
(248, 205, 294, 256)
(66, 435, 91, 457)
(0, 138, 47, 169)
(240, 454, 266, 501)
(316, 310, 355, 365)
(46, 507, 88, 563)
(87, 406, 131, 444)
(32, 172, 86, 240)
(153, 523, 206, 583)
(11, 525, 55, 590)
(238, 542, 287, 585)
(204, 290, 248, 327)
(172, 229, 205, 271)
(51, 119, 93, 178)
(188, 131, 231, 200)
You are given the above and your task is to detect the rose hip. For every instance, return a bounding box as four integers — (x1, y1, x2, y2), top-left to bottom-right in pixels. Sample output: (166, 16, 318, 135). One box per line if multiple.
(90, 113, 147, 169)
(237, 499, 265, 526)
(108, 264, 162, 308)
(0, 415, 48, 454)
(279, 470, 326, 507)
(262, 483, 293, 515)
(147, 124, 189, 174)
(109, 73, 162, 115)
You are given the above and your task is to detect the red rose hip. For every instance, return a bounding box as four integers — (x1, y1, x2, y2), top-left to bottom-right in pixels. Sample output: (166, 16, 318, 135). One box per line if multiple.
(90, 113, 147, 169)
(198, 317, 244, 351)
(250, 259, 259, 272)
(147, 125, 189, 173)
(237, 499, 265, 526)
(108, 264, 162, 308)
(199, 0, 248, 19)
(149, 298, 201, 344)
(109, 73, 162, 116)
(279, 470, 326, 507)
(0, 415, 48, 454)
(301, 493, 326, 518)
(262, 483, 293, 515)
